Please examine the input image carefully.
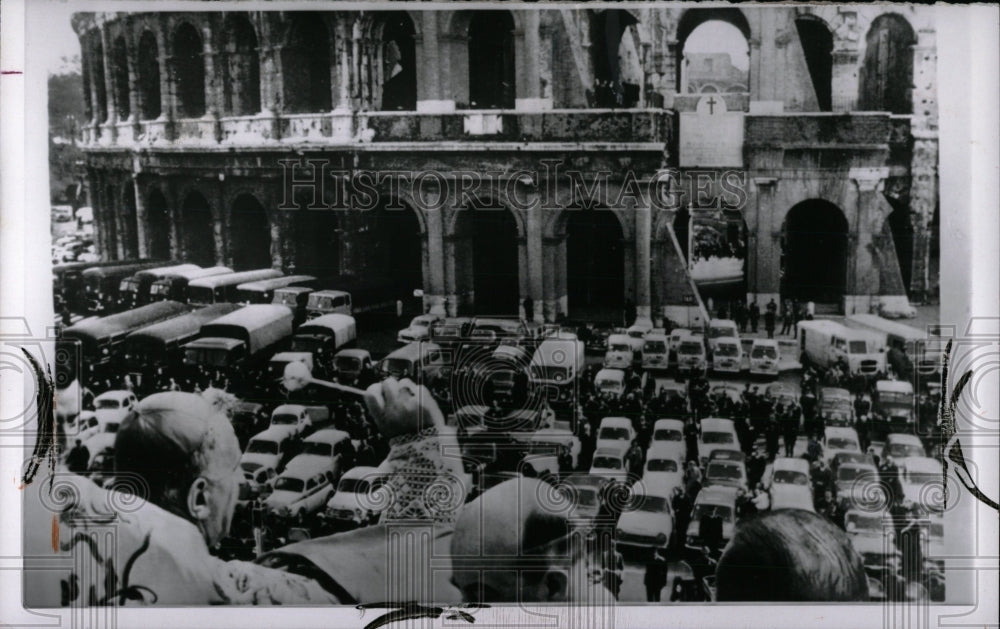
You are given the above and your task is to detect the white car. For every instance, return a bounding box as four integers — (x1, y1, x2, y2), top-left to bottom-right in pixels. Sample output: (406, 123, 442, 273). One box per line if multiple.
(324, 466, 387, 527)
(397, 314, 442, 344)
(590, 446, 629, 483)
(882, 433, 926, 467)
(521, 429, 581, 477)
(703, 451, 748, 492)
(596, 417, 635, 452)
(263, 463, 336, 521)
(823, 426, 862, 464)
(604, 335, 633, 370)
(240, 425, 299, 475)
(899, 456, 945, 513)
(270, 404, 315, 437)
(844, 508, 894, 543)
(765, 456, 811, 490)
(748, 338, 780, 377)
(238, 463, 278, 507)
(616, 490, 674, 549)
(641, 334, 670, 371)
(641, 443, 684, 495)
(594, 368, 626, 399)
(685, 485, 738, 549)
(285, 428, 352, 476)
(697, 417, 739, 466)
(93, 390, 138, 426)
(650, 418, 685, 449)
(676, 338, 707, 376)
(710, 336, 742, 374)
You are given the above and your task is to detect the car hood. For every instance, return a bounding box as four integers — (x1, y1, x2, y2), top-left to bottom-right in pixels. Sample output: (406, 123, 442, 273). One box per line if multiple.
(241, 453, 280, 469)
(641, 471, 682, 493)
(285, 455, 329, 472)
(618, 511, 671, 536)
(326, 492, 363, 512)
(686, 519, 734, 540)
(399, 327, 429, 339)
(264, 491, 299, 509)
(95, 409, 128, 424)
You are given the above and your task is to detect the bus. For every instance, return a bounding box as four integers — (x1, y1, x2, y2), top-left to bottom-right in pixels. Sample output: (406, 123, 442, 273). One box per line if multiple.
(122, 303, 242, 370)
(118, 264, 202, 309)
(149, 266, 233, 302)
(61, 301, 192, 366)
(81, 260, 174, 314)
(187, 269, 283, 306)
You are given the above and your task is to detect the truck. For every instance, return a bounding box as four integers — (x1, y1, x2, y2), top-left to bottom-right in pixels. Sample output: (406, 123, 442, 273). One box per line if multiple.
(62, 300, 193, 366)
(122, 303, 241, 371)
(844, 314, 942, 383)
(236, 275, 317, 305)
(269, 403, 331, 437)
(796, 319, 885, 377)
(289, 314, 357, 376)
(82, 260, 176, 314)
(872, 380, 915, 437)
(117, 264, 202, 309)
(181, 304, 293, 370)
(149, 266, 233, 302)
(186, 269, 283, 307)
(528, 337, 586, 407)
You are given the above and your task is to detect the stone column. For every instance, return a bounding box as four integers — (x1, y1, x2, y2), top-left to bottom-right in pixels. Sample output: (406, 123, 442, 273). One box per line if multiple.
(515, 11, 547, 111)
(201, 22, 223, 142)
(132, 172, 149, 258)
(847, 167, 890, 315)
(830, 11, 861, 112)
(417, 12, 453, 112)
(751, 177, 779, 304)
(125, 33, 142, 135)
(210, 181, 226, 266)
(634, 203, 653, 326)
(335, 19, 351, 110)
(84, 170, 105, 259)
(424, 209, 447, 315)
(156, 19, 176, 138)
(99, 25, 118, 141)
(522, 190, 545, 322)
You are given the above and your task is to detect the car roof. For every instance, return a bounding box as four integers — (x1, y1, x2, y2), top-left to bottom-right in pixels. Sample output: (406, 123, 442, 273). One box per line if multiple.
(821, 387, 852, 397)
(696, 485, 739, 504)
(646, 443, 685, 459)
(95, 390, 131, 400)
(599, 416, 632, 428)
(751, 338, 779, 347)
(593, 446, 626, 458)
(251, 425, 298, 440)
(340, 466, 380, 481)
(277, 464, 330, 482)
(773, 457, 810, 473)
(708, 450, 746, 462)
(876, 380, 914, 393)
(335, 348, 370, 358)
(304, 429, 350, 445)
(563, 473, 610, 488)
(825, 426, 859, 438)
(595, 368, 626, 381)
(701, 417, 735, 430)
(887, 433, 923, 444)
(902, 456, 942, 473)
(644, 333, 669, 342)
(653, 418, 685, 429)
(714, 336, 740, 344)
(607, 334, 631, 344)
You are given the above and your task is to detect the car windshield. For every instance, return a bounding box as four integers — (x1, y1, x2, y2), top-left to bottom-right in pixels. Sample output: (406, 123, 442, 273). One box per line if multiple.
(679, 342, 702, 355)
(274, 292, 299, 306)
(336, 356, 361, 371)
(716, 344, 738, 357)
(889, 443, 924, 458)
(627, 495, 669, 513)
(610, 343, 631, 353)
(338, 477, 370, 494)
(273, 477, 304, 493)
(906, 471, 941, 485)
(751, 347, 778, 359)
(573, 487, 598, 507)
(847, 513, 884, 533)
(599, 427, 630, 441)
(647, 458, 679, 472)
(302, 442, 332, 457)
(707, 462, 742, 480)
(653, 429, 682, 442)
(96, 399, 120, 409)
(271, 413, 298, 425)
(709, 327, 734, 339)
(827, 438, 858, 450)
(598, 379, 621, 391)
(104, 423, 120, 434)
(643, 341, 667, 353)
(837, 467, 875, 483)
(692, 503, 733, 522)
(592, 456, 622, 470)
(703, 431, 733, 444)
(773, 470, 809, 486)
(383, 358, 412, 376)
(824, 399, 851, 411)
(411, 318, 431, 328)
(628, 331, 645, 339)
(247, 440, 278, 455)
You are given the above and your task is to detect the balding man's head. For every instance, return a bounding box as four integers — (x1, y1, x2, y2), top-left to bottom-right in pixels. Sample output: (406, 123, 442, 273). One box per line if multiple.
(115, 392, 241, 547)
(716, 509, 869, 601)
(451, 477, 613, 604)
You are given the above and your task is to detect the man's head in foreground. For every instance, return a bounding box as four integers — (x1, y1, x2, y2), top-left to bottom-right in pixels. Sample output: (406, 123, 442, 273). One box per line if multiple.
(451, 477, 614, 604)
(716, 509, 869, 601)
(114, 392, 242, 547)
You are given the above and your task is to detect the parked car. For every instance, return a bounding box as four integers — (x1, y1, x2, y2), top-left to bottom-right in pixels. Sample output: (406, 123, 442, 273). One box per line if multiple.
(769, 482, 815, 512)
(823, 426, 862, 464)
(898, 456, 945, 513)
(650, 419, 685, 449)
(703, 450, 748, 491)
(93, 390, 137, 426)
(269, 404, 330, 438)
(240, 425, 299, 476)
(590, 446, 629, 484)
(882, 433, 926, 467)
(748, 338, 781, 377)
(697, 418, 739, 466)
(284, 428, 353, 478)
(560, 474, 613, 527)
(685, 485, 738, 551)
(676, 337, 707, 377)
(596, 416, 636, 452)
(641, 334, 670, 371)
(263, 463, 336, 522)
(397, 314, 443, 344)
(710, 336, 742, 375)
(641, 443, 685, 495)
(323, 466, 387, 528)
(615, 490, 675, 550)
(594, 368, 626, 399)
(604, 334, 633, 370)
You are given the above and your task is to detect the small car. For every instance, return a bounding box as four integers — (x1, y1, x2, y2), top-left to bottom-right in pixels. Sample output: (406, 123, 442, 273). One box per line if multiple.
(241, 425, 299, 475)
(596, 416, 636, 452)
(284, 428, 353, 477)
(685, 485, 739, 551)
(616, 490, 674, 550)
(641, 334, 670, 371)
(641, 443, 685, 495)
(704, 450, 748, 491)
(898, 456, 945, 513)
(676, 338, 707, 377)
(263, 464, 336, 522)
(697, 418, 739, 466)
(834, 457, 883, 512)
(590, 446, 630, 484)
(323, 466, 387, 528)
(604, 334, 634, 370)
(710, 336, 742, 374)
(882, 433, 927, 466)
(594, 368, 626, 399)
(769, 482, 815, 512)
(650, 418, 685, 449)
(748, 338, 780, 377)
(559, 474, 613, 527)
(823, 426, 862, 464)
(93, 390, 138, 426)
(397, 314, 443, 344)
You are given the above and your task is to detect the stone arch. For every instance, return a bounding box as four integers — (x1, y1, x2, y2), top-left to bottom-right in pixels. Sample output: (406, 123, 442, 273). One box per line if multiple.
(221, 15, 261, 116)
(676, 8, 751, 95)
(101, 181, 118, 256)
(370, 12, 417, 111)
(451, 199, 521, 315)
(563, 206, 627, 318)
(136, 31, 161, 120)
(229, 193, 272, 270)
(356, 197, 425, 311)
(795, 14, 833, 111)
(589, 9, 643, 108)
(465, 11, 517, 109)
(179, 189, 216, 266)
(91, 36, 108, 123)
(173, 22, 206, 118)
(110, 36, 131, 121)
(780, 199, 849, 304)
(282, 14, 334, 113)
(291, 188, 341, 277)
(146, 187, 171, 260)
(859, 13, 916, 114)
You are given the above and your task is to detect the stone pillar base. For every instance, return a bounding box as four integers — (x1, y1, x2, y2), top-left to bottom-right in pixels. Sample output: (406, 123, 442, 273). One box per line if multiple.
(633, 306, 653, 328)
(748, 292, 780, 308)
(515, 97, 553, 111)
(445, 294, 459, 317)
(424, 294, 447, 316)
(843, 295, 877, 316)
(867, 295, 917, 319)
(417, 99, 456, 113)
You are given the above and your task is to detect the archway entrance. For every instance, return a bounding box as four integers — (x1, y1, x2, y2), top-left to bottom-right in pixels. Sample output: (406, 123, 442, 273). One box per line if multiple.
(454, 206, 519, 315)
(781, 200, 848, 305)
(173, 23, 206, 118)
(467, 11, 515, 109)
(376, 12, 416, 111)
(147, 189, 171, 260)
(589, 10, 641, 107)
(566, 208, 625, 320)
(795, 16, 833, 111)
(120, 182, 140, 259)
(180, 191, 215, 267)
(283, 16, 332, 113)
(230, 194, 271, 270)
(293, 191, 340, 277)
(358, 202, 424, 314)
(860, 14, 915, 114)
(677, 9, 751, 96)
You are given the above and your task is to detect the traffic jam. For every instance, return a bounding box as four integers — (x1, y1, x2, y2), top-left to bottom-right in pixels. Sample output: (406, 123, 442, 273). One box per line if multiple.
(53, 260, 948, 603)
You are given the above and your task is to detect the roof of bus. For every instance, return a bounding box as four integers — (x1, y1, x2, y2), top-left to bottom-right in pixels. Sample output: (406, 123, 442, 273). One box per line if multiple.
(205, 304, 293, 328)
(82, 260, 174, 278)
(310, 289, 351, 298)
(161, 266, 233, 282)
(188, 269, 282, 289)
(298, 314, 356, 334)
(237, 275, 316, 291)
(64, 301, 191, 339)
(876, 380, 914, 394)
(133, 264, 202, 280)
(846, 314, 927, 340)
(126, 304, 241, 344)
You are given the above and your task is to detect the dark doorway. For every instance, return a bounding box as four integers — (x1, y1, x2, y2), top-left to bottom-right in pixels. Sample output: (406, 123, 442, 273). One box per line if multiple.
(589, 10, 640, 108)
(887, 198, 914, 296)
(173, 23, 206, 118)
(293, 193, 340, 277)
(222, 16, 261, 116)
(781, 200, 848, 304)
(566, 209, 625, 317)
(360, 202, 423, 309)
(467, 12, 515, 109)
(378, 13, 417, 111)
(137, 32, 161, 120)
(121, 182, 140, 259)
(102, 183, 118, 257)
(147, 189, 171, 259)
(92, 39, 108, 123)
(455, 207, 519, 315)
(111, 37, 130, 120)
(230, 194, 272, 270)
(180, 191, 216, 266)
(859, 14, 915, 114)
(796, 17, 833, 111)
(284, 17, 332, 113)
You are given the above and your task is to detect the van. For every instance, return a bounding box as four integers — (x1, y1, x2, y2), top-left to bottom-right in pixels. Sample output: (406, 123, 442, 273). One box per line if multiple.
(797, 319, 885, 376)
(187, 269, 283, 306)
(708, 319, 739, 347)
(236, 275, 317, 305)
(697, 418, 739, 466)
(845, 314, 939, 379)
(604, 334, 633, 369)
(240, 425, 299, 475)
(593, 368, 626, 399)
(529, 338, 586, 406)
(676, 337, 707, 377)
(149, 266, 233, 302)
(641, 334, 670, 371)
(378, 342, 446, 382)
(748, 338, 780, 377)
(710, 336, 742, 374)
(306, 290, 353, 318)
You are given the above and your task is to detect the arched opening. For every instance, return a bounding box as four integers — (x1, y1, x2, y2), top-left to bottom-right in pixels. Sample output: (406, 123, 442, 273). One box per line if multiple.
(111, 37, 130, 121)
(102, 183, 118, 256)
(565, 208, 625, 319)
(887, 198, 914, 296)
(81, 49, 94, 122)
(180, 191, 216, 267)
(173, 23, 206, 118)
(283, 16, 332, 113)
(92, 39, 108, 122)
(454, 206, 520, 315)
(222, 16, 261, 116)
(780, 200, 848, 305)
(690, 209, 748, 303)
(467, 12, 515, 109)
(859, 14, 916, 114)
(120, 182, 140, 259)
(230, 194, 271, 270)
(376, 13, 416, 111)
(147, 189, 171, 260)
(357, 201, 424, 314)
(137, 32, 161, 120)
(795, 17, 833, 111)
(677, 10, 750, 97)
(293, 192, 340, 277)
(589, 10, 642, 108)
